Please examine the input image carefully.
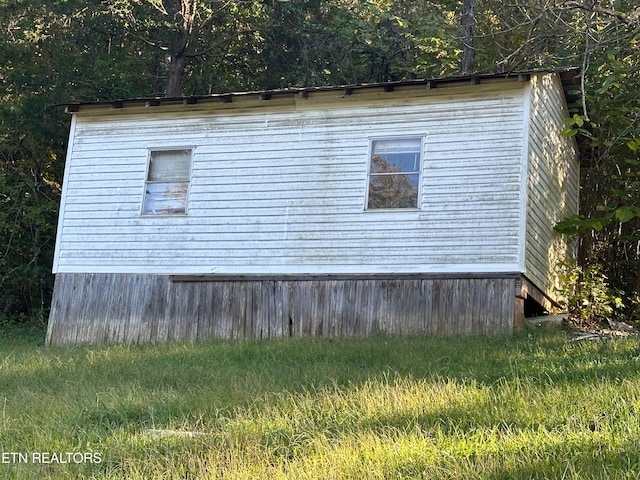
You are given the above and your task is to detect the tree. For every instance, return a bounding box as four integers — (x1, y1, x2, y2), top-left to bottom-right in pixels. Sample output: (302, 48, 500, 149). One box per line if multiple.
(551, 1, 640, 322)
(460, 0, 476, 74)
(0, 1, 76, 321)
(101, 0, 257, 96)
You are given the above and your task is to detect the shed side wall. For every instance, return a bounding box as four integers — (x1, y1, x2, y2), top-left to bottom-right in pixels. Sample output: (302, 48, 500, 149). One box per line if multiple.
(525, 74, 580, 297)
(53, 83, 527, 275)
(46, 273, 517, 345)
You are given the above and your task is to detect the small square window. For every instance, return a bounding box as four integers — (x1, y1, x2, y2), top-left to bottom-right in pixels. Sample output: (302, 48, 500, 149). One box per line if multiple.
(142, 149, 191, 215)
(367, 138, 422, 209)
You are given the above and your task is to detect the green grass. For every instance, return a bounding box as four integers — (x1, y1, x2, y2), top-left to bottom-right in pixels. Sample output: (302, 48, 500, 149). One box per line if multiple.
(1, 328, 640, 479)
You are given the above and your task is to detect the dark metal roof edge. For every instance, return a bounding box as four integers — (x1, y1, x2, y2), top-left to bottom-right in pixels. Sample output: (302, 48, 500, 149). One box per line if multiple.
(58, 67, 580, 111)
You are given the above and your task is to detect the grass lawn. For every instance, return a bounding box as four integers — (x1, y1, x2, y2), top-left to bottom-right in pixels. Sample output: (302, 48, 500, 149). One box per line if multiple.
(0, 327, 639, 479)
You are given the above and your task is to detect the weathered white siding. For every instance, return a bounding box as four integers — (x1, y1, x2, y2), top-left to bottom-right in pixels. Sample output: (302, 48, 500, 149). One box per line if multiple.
(54, 83, 528, 275)
(524, 74, 580, 296)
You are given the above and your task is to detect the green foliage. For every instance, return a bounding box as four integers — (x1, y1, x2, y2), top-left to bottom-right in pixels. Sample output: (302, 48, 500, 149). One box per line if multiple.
(561, 113, 591, 138)
(555, 41, 640, 321)
(0, 169, 57, 323)
(249, 0, 461, 89)
(0, 63, 68, 323)
(555, 214, 609, 235)
(556, 259, 625, 328)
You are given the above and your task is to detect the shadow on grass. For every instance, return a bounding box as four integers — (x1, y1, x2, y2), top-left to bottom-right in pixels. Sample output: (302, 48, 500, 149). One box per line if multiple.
(0, 321, 47, 347)
(3, 327, 640, 377)
(3, 329, 639, 419)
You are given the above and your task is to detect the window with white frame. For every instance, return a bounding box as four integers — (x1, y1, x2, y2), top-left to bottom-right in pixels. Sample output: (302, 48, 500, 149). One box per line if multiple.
(366, 137, 422, 209)
(142, 149, 192, 215)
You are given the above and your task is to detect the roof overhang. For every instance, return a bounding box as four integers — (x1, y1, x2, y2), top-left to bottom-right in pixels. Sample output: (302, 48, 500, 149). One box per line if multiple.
(60, 67, 581, 114)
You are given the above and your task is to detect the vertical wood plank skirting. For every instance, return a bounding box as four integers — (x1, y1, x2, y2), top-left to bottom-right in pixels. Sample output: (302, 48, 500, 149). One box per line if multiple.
(45, 273, 522, 345)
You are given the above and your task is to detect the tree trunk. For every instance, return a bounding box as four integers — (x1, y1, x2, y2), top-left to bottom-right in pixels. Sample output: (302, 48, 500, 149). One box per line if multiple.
(460, 0, 476, 75)
(166, 49, 188, 97)
(165, 0, 197, 97)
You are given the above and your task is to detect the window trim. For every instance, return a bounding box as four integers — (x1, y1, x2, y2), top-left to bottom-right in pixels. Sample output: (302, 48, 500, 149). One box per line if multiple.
(141, 147, 193, 216)
(364, 136, 425, 211)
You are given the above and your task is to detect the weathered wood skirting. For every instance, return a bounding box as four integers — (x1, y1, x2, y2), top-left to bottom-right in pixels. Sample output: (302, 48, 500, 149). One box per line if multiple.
(46, 273, 519, 345)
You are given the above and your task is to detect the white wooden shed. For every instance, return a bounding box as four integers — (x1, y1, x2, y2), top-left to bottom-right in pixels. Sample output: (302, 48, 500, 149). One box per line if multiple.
(46, 68, 580, 345)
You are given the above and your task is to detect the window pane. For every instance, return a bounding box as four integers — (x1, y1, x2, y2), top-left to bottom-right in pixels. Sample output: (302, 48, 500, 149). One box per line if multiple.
(367, 173, 419, 209)
(368, 138, 421, 209)
(372, 138, 421, 154)
(371, 139, 420, 173)
(370, 152, 420, 173)
(148, 150, 191, 182)
(143, 182, 188, 215)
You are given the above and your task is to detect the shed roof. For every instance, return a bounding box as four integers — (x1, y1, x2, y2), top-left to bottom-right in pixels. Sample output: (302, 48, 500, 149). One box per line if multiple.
(61, 67, 581, 113)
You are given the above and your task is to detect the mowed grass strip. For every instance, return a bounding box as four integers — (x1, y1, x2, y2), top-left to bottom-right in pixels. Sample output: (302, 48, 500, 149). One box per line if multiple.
(1, 330, 639, 479)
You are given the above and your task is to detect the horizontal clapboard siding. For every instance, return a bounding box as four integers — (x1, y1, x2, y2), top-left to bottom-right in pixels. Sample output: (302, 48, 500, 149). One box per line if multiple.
(54, 85, 527, 274)
(525, 74, 580, 296)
